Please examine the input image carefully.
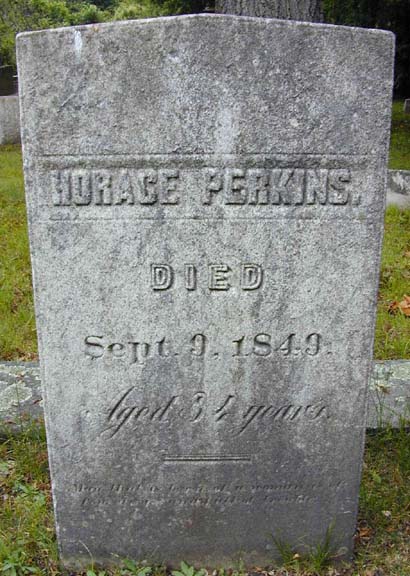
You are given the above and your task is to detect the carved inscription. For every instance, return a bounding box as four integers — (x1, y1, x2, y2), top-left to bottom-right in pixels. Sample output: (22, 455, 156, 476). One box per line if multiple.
(84, 332, 327, 364)
(73, 479, 333, 508)
(52, 169, 180, 206)
(151, 263, 263, 291)
(72, 477, 349, 510)
(232, 333, 321, 357)
(203, 168, 356, 205)
(50, 167, 360, 208)
(100, 388, 330, 438)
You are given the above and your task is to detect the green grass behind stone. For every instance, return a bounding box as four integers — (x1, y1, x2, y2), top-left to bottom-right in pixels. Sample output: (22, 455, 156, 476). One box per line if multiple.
(389, 101, 410, 170)
(0, 145, 36, 360)
(374, 206, 410, 359)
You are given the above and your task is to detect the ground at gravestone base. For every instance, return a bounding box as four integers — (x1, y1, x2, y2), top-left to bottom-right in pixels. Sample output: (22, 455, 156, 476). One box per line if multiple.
(1, 420, 410, 576)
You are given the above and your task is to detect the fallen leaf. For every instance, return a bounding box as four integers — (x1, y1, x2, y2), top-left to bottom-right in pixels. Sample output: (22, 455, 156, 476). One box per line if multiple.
(388, 295, 410, 316)
(398, 295, 410, 316)
(359, 526, 373, 538)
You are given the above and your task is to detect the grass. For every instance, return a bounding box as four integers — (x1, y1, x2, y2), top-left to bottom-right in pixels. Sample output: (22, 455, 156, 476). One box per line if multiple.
(374, 206, 410, 359)
(1, 420, 410, 575)
(0, 145, 36, 360)
(1, 103, 410, 359)
(389, 101, 410, 170)
(355, 425, 410, 575)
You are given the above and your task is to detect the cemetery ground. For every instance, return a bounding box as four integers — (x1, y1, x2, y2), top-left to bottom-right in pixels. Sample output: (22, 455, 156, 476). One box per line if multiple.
(2, 420, 410, 576)
(0, 101, 410, 576)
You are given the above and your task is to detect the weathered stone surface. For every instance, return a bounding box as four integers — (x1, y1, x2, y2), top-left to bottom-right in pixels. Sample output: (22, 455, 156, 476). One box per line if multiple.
(0, 95, 20, 144)
(17, 15, 394, 568)
(0, 362, 42, 429)
(386, 170, 410, 208)
(3, 360, 410, 429)
(404, 99, 410, 113)
(368, 361, 410, 428)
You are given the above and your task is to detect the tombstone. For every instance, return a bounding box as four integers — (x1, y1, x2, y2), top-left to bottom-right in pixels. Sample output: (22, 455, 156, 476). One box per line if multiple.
(17, 15, 394, 569)
(404, 99, 410, 113)
(387, 169, 410, 208)
(0, 95, 20, 144)
(0, 65, 16, 96)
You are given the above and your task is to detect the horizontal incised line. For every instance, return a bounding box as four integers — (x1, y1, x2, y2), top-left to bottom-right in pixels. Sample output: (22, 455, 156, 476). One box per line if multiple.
(37, 216, 371, 223)
(36, 152, 374, 169)
(37, 153, 373, 157)
(163, 455, 252, 463)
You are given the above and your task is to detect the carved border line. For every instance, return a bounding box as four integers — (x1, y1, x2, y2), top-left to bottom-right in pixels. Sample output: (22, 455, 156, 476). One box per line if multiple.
(162, 455, 252, 463)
